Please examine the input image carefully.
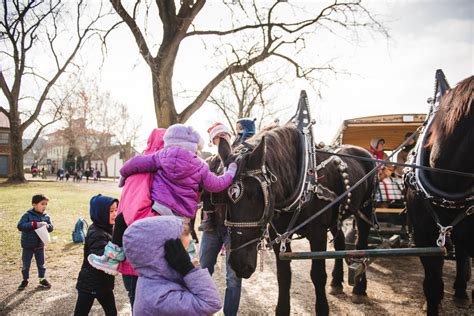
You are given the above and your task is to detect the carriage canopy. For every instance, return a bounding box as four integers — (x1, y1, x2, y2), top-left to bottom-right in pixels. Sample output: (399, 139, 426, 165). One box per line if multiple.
(331, 114, 426, 151)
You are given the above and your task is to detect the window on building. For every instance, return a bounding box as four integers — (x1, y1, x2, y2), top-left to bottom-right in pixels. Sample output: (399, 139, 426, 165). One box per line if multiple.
(0, 132, 9, 145)
(100, 163, 103, 172)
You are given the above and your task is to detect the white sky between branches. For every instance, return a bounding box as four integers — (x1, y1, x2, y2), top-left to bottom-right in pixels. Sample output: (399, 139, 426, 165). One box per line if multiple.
(15, 0, 474, 152)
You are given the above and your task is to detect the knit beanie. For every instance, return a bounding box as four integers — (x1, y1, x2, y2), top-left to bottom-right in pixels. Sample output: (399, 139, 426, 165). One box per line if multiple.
(164, 124, 204, 153)
(207, 122, 232, 143)
(237, 118, 256, 135)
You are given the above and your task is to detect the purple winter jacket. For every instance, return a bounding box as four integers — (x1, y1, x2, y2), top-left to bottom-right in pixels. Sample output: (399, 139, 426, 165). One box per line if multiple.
(123, 216, 222, 316)
(120, 146, 233, 218)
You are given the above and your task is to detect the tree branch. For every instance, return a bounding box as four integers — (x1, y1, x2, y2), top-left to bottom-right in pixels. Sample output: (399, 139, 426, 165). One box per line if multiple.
(178, 50, 270, 122)
(110, 0, 155, 68)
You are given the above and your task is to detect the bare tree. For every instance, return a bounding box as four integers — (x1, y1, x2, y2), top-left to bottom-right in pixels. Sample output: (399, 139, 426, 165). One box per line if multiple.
(110, 0, 386, 128)
(0, 0, 114, 182)
(89, 91, 139, 177)
(208, 68, 287, 134)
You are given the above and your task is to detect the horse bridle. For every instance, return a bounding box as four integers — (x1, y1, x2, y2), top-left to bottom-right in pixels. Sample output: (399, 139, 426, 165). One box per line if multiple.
(224, 145, 278, 253)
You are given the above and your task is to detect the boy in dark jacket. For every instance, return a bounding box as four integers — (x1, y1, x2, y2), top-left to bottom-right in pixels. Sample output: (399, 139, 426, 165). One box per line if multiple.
(17, 194, 54, 290)
(74, 194, 119, 316)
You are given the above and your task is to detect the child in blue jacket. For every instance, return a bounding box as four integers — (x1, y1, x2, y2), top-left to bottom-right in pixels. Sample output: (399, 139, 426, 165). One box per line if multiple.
(17, 194, 54, 290)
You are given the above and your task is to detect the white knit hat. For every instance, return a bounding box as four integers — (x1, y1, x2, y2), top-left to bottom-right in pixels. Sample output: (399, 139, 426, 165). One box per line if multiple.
(164, 124, 204, 153)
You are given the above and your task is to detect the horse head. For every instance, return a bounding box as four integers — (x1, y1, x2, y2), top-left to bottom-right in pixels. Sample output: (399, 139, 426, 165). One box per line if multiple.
(217, 136, 275, 278)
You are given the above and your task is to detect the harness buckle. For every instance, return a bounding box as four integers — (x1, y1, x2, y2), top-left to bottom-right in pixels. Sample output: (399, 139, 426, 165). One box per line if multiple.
(466, 205, 474, 216)
(436, 223, 453, 247)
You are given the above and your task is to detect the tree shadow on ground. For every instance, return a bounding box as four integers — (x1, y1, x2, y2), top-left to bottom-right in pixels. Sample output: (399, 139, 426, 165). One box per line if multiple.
(0, 288, 41, 314)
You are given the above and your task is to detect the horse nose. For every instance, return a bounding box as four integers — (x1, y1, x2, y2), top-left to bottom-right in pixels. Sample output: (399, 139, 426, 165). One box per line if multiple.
(236, 264, 256, 279)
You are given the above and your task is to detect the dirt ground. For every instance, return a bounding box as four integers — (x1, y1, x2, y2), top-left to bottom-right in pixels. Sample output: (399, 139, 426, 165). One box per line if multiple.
(1, 180, 473, 315)
(2, 237, 473, 315)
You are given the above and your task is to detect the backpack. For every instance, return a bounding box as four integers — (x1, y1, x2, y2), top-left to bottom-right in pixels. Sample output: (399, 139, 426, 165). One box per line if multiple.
(72, 217, 88, 243)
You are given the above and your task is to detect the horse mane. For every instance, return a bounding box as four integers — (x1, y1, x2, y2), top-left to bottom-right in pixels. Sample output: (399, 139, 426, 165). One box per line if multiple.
(243, 123, 299, 198)
(428, 75, 474, 146)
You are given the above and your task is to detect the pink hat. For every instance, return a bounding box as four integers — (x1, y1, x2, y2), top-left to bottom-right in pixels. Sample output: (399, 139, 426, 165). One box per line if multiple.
(207, 122, 231, 143)
(164, 124, 204, 153)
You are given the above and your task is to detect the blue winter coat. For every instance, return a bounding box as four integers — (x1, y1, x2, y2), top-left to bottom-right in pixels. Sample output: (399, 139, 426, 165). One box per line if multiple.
(17, 209, 54, 248)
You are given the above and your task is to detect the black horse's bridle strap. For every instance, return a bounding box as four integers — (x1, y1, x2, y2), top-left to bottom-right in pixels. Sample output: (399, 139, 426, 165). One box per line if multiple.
(225, 164, 276, 253)
(225, 169, 274, 228)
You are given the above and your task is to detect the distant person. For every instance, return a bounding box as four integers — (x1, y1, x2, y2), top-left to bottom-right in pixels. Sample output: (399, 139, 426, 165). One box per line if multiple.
(84, 169, 90, 183)
(232, 118, 256, 147)
(65, 171, 70, 182)
(123, 216, 222, 315)
(17, 194, 54, 290)
(93, 169, 98, 182)
(74, 194, 119, 316)
(369, 137, 393, 179)
(97, 170, 101, 182)
(395, 132, 417, 177)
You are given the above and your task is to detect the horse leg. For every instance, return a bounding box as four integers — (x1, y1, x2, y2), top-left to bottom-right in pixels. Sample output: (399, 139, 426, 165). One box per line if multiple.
(329, 226, 344, 295)
(351, 217, 370, 304)
(419, 255, 444, 315)
(273, 240, 292, 316)
(453, 245, 471, 308)
(310, 228, 329, 316)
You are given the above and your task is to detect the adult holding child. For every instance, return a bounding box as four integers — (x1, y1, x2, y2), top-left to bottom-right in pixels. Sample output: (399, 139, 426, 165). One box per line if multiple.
(88, 124, 237, 308)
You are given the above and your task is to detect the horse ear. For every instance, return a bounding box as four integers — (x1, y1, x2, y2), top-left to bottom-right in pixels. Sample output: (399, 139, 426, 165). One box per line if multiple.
(218, 137, 231, 162)
(248, 137, 265, 169)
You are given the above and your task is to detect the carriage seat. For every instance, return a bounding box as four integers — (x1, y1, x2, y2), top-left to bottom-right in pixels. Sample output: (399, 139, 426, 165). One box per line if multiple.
(377, 176, 404, 207)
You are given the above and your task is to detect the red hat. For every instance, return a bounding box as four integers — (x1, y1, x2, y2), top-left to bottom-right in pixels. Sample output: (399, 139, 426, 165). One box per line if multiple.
(207, 122, 231, 142)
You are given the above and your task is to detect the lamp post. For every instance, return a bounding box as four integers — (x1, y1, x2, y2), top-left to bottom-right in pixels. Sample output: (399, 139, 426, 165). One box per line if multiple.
(74, 156, 77, 171)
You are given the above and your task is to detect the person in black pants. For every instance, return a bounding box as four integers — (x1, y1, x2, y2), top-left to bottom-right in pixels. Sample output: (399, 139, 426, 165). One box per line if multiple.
(74, 194, 119, 316)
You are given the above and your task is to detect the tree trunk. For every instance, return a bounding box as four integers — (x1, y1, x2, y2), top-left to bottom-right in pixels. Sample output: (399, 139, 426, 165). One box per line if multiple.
(152, 71, 179, 128)
(9, 119, 26, 183)
(103, 160, 108, 178)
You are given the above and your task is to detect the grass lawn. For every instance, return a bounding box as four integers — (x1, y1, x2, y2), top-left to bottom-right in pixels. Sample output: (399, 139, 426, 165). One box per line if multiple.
(0, 181, 128, 315)
(0, 181, 119, 268)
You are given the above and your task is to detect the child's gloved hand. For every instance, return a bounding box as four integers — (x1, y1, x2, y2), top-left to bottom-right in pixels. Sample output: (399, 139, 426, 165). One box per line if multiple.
(164, 239, 195, 276)
(118, 176, 126, 188)
(226, 162, 238, 178)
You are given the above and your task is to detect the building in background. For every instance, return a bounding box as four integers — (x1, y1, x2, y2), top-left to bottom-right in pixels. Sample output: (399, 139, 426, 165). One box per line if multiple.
(0, 112, 11, 177)
(89, 143, 138, 178)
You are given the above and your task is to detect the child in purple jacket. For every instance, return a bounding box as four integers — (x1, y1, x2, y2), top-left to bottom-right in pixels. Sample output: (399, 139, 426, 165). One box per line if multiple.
(89, 124, 237, 275)
(124, 216, 222, 315)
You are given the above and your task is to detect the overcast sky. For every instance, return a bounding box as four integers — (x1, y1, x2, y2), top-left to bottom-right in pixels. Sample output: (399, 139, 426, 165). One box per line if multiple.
(55, 0, 474, 150)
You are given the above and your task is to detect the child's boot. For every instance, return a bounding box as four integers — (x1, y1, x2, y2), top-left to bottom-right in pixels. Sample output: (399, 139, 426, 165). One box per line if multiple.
(88, 241, 125, 276)
(17, 280, 28, 291)
(198, 210, 215, 232)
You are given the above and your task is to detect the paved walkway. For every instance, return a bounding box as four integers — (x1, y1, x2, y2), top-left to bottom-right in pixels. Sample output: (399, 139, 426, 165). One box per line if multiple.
(27, 174, 121, 193)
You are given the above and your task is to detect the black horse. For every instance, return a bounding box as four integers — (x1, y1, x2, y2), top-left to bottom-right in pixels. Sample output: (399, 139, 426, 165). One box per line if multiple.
(216, 124, 377, 315)
(405, 75, 474, 315)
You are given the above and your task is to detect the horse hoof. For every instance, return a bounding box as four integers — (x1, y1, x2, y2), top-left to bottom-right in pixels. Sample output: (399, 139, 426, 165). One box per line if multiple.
(351, 294, 370, 304)
(453, 297, 470, 308)
(329, 285, 344, 295)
